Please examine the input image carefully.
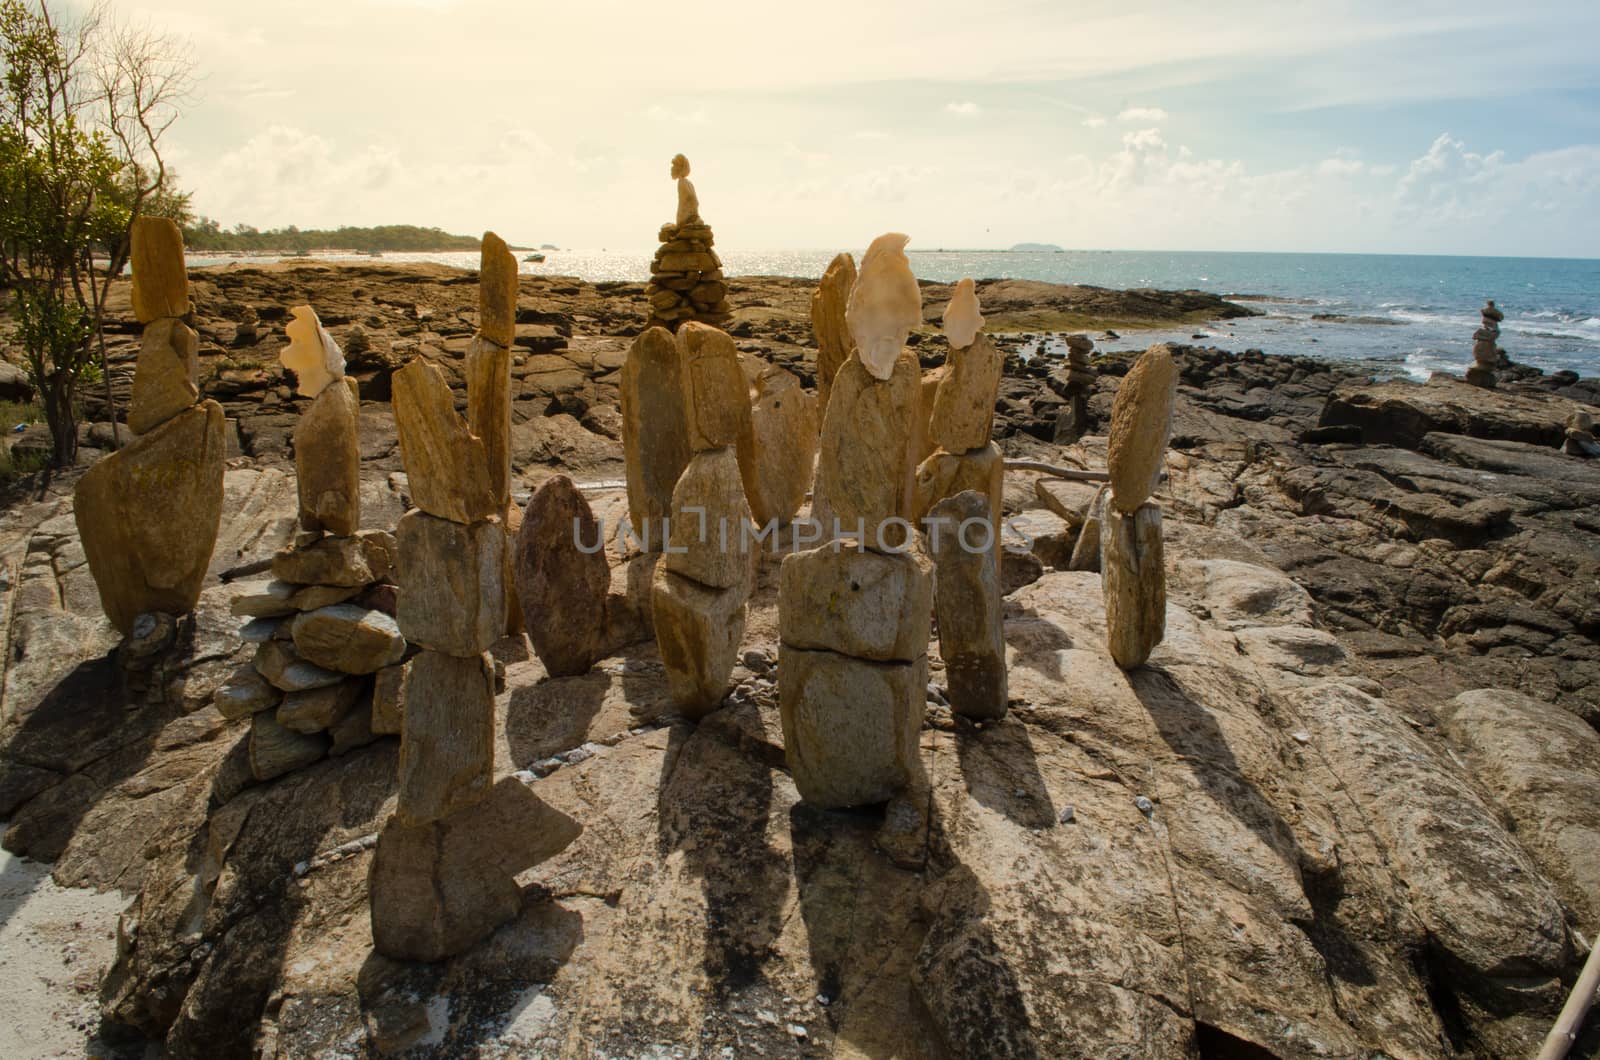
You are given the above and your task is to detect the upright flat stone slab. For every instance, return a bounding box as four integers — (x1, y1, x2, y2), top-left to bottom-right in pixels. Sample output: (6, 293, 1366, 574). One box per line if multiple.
(677, 322, 750, 452)
(515, 475, 610, 677)
(392, 358, 498, 524)
(294, 377, 361, 535)
(396, 511, 505, 656)
(665, 447, 754, 592)
(913, 443, 1003, 528)
(929, 491, 1007, 720)
(845, 233, 920, 381)
(129, 216, 188, 323)
(1107, 345, 1178, 512)
(652, 565, 746, 719)
(930, 333, 1004, 453)
(466, 338, 512, 512)
(779, 647, 926, 809)
(128, 318, 199, 434)
(737, 366, 819, 528)
(815, 352, 919, 551)
(811, 252, 856, 412)
(1102, 500, 1166, 669)
(74, 400, 226, 634)
(620, 327, 691, 548)
(396, 650, 496, 826)
(778, 541, 932, 663)
(370, 776, 581, 961)
(477, 232, 519, 349)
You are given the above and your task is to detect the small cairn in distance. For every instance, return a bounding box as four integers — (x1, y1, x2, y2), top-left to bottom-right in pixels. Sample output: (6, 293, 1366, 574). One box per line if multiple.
(1467, 299, 1504, 388)
(645, 154, 732, 331)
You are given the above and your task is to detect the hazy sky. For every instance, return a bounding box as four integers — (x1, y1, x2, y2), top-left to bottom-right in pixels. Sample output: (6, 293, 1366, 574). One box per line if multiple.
(125, 0, 1600, 256)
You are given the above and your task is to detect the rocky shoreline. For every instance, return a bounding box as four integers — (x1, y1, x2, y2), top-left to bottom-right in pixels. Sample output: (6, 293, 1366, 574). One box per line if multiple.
(1, 261, 1598, 1057)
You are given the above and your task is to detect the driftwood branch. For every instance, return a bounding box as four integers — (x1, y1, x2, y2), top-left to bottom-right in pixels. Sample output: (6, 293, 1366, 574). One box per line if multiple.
(218, 558, 273, 583)
(1003, 460, 1111, 483)
(1538, 935, 1600, 1060)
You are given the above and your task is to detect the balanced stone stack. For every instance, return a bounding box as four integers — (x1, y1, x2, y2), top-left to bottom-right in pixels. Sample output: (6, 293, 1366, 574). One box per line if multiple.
(1101, 344, 1179, 669)
(1467, 299, 1505, 389)
(467, 233, 521, 634)
(369, 245, 580, 961)
(914, 279, 1007, 719)
(619, 326, 692, 549)
(219, 530, 403, 779)
(780, 233, 931, 808)
(651, 323, 756, 717)
(1054, 333, 1096, 443)
(74, 217, 227, 635)
(213, 305, 398, 778)
(644, 154, 732, 331)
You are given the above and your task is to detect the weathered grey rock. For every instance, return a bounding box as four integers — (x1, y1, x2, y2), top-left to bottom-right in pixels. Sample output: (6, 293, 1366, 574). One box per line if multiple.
(276, 677, 363, 734)
(369, 776, 582, 961)
(815, 352, 919, 551)
(293, 377, 361, 535)
(620, 327, 691, 548)
(1107, 344, 1178, 512)
(929, 333, 1004, 453)
(392, 358, 498, 524)
(229, 579, 297, 618)
(665, 447, 754, 591)
(370, 661, 407, 735)
(397, 651, 496, 827)
(677, 323, 750, 452)
(253, 639, 346, 693)
(396, 511, 505, 656)
(929, 491, 1006, 719)
(465, 337, 512, 512)
(913, 443, 1003, 527)
(74, 401, 227, 635)
(515, 475, 610, 677)
(779, 647, 926, 808)
(248, 712, 330, 781)
(270, 532, 391, 587)
(778, 541, 932, 663)
(213, 664, 281, 720)
(128, 318, 199, 435)
(652, 565, 746, 719)
(1102, 500, 1165, 668)
(128, 216, 188, 323)
(736, 366, 819, 528)
(811, 251, 856, 413)
(290, 604, 406, 674)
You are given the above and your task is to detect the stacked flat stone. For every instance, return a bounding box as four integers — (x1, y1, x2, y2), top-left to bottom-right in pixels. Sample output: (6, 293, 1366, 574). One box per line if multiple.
(74, 217, 227, 636)
(912, 279, 1007, 719)
(1101, 344, 1179, 669)
(780, 233, 931, 808)
(644, 155, 732, 331)
(219, 529, 403, 778)
(1467, 299, 1504, 389)
(651, 323, 756, 717)
(1054, 333, 1096, 444)
(370, 237, 580, 962)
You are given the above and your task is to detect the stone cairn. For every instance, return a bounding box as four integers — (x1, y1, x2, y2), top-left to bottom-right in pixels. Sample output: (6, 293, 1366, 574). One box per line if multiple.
(915, 279, 1008, 719)
(1055, 333, 1096, 443)
(807, 251, 857, 532)
(215, 306, 402, 780)
(74, 217, 227, 637)
(1566, 411, 1600, 457)
(644, 154, 731, 331)
(651, 322, 756, 717)
(1102, 344, 1179, 669)
(1468, 299, 1505, 388)
(780, 233, 931, 808)
(370, 235, 580, 961)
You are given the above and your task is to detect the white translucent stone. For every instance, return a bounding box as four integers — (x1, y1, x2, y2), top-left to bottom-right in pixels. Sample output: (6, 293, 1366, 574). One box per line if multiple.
(845, 233, 921, 381)
(942, 278, 984, 349)
(281, 305, 345, 398)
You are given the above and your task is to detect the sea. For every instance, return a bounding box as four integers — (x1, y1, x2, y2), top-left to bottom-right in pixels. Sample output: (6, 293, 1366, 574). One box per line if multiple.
(185, 248, 1600, 381)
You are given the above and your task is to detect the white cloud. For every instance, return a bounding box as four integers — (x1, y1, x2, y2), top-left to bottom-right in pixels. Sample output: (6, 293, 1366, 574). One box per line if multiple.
(1117, 106, 1169, 123)
(1082, 116, 1108, 128)
(1122, 128, 1166, 151)
(1318, 157, 1365, 176)
(945, 101, 981, 116)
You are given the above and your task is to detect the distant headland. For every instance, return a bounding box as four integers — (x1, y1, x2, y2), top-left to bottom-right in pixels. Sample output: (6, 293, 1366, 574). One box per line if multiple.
(179, 221, 530, 255)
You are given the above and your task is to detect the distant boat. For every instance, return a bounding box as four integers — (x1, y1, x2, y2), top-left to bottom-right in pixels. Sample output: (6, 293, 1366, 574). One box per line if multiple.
(524, 252, 546, 263)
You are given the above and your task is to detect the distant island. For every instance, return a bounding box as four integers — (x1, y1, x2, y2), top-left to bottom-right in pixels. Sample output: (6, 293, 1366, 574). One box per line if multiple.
(1010, 242, 1066, 253)
(180, 221, 512, 254)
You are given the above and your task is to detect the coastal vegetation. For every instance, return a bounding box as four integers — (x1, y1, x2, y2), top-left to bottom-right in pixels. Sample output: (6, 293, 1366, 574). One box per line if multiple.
(181, 220, 485, 255)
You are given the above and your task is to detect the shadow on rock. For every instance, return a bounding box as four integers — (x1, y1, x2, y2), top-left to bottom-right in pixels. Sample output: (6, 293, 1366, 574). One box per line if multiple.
(951, 716, 1057, 830)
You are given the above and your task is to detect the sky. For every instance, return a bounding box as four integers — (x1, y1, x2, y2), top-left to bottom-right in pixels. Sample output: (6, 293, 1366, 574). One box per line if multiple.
(111, 0, 1600, 256)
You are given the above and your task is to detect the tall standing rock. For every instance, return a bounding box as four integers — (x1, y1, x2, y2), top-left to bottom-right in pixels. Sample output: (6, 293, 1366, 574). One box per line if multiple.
(282, 306, 360, 536)
(392, 358, 497, 524)
(1107, 344, 1178, 511)
(515, 474, 610, 677)
(811, 252, 857, 414)
(928, 490, 1007, 719)
(620, 326, 691, 549)
(76, 219, 223, 635)
(736, 365, 819, 528)
(814, 352, 920, 550)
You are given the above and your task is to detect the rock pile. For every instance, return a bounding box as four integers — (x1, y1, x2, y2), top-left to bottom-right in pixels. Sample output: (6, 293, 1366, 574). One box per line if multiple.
(644, 154, 732, 331)
(1102, 343, 1178, 668)
(1055, 333, 1096, 442)
(780, 233, 929, 808)
(213, 304, 396, 779)
(370, 236, 580, 961)
(1468, 298, 1505, 388)
(651, 322, 755, 717)
(74, 217, 226, 635)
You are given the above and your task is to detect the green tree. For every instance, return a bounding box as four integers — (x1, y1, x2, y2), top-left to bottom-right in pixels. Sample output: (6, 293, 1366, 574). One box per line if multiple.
(0, 0, 191, 466)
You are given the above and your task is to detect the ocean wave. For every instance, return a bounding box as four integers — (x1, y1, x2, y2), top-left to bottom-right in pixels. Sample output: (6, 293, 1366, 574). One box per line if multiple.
(1402, 350, 1465, 382)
